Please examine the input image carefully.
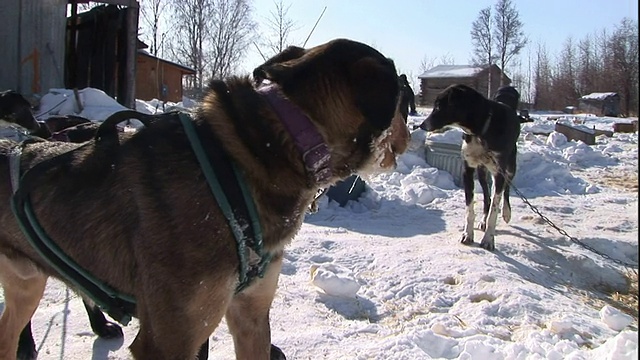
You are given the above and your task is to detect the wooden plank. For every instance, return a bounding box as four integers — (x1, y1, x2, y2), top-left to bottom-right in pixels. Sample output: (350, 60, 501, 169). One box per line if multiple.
(613, 122, 637, 133)
(554, 122, 596, 145)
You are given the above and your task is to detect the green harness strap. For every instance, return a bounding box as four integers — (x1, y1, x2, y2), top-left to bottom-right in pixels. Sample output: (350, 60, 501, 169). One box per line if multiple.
(10, 111, 270, 326)
(178, 113, 271, 291)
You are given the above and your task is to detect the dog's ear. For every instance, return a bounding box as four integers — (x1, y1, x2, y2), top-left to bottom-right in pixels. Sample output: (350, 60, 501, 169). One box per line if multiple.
(252, 46, 306, 84)
(349, 57, 399, 131)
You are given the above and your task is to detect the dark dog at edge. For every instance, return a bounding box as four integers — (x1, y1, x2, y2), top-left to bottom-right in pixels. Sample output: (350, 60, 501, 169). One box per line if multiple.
(419, 84, 521, 251)
(0, 39, 409, 359)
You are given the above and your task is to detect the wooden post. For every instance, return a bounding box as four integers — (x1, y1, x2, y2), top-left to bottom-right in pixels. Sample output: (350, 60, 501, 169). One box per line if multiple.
(69, 1, 84, 113)
(124, 2, 139, 109)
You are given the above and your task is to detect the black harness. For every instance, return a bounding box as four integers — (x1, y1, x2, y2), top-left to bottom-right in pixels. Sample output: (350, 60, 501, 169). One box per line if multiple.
(9, 110, 269, 325)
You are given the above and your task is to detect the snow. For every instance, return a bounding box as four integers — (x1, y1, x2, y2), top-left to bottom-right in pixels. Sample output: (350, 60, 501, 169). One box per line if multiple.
(418, 65, 484, 79)
(580, 92, 618, 101)
(600, 305, 634, 332)
(1, 89, 638, 359)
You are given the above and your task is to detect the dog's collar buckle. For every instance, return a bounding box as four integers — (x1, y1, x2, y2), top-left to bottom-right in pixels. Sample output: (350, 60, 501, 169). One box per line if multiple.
(303, 143, 331, 183)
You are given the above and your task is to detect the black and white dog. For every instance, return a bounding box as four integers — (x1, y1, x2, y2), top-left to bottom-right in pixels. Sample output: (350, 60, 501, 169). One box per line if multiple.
(419, 84, 521, 251)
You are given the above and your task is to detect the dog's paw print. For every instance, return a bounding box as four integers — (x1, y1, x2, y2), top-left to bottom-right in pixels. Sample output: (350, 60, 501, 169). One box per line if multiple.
(469, 292, 497, 303)
(479, 275, 495, 283)
(320, 240, 336, 250)
(442, 276, 461, 286)
(309, 254, 333, 263)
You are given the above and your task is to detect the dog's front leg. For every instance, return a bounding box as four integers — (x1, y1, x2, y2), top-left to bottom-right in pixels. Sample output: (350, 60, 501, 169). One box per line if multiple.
(460, 165, 476, 245)
(226, 252, 285, 360)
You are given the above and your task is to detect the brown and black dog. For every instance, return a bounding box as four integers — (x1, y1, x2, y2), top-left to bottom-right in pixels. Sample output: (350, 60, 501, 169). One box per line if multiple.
(0, 38, 409, 359)
(1, 89, 125, 360)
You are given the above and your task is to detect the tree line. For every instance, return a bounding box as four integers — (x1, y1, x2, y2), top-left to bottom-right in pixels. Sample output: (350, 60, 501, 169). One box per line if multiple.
(531, 18, 638, 116)
(135, 0, 638, 115)
(138, 0, 297, 96)
(469, 0, 638, 116)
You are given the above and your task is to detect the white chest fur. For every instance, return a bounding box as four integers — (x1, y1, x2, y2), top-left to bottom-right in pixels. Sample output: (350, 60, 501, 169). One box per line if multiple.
(461, 137, 498, 173)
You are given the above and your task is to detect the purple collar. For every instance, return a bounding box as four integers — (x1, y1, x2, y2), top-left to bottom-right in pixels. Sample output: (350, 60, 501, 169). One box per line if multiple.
(257, 84, 332, 184)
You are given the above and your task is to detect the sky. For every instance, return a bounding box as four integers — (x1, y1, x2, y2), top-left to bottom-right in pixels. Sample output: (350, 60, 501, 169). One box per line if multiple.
(5, 86, 637, 359)
(245, 0, 639, 81)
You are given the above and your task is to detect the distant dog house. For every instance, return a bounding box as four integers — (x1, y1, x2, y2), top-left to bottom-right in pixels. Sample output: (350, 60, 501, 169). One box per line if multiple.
(418, 64, 511, 106)
(578, 92, 620, 117)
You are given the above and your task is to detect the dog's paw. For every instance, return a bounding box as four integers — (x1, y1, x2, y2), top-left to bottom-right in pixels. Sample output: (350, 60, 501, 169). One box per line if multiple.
(460, 232, 474, 245)
(93, 321, 124, 339)
(271, 344, 286, 360)
(479, 235, 495, 251)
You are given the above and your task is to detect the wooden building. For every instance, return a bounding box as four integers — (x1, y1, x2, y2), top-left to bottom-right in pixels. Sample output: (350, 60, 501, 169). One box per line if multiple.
(418, 64, 511, 106)
(0, 0, 67, 98)
(578, 92, 621, 117)
(136, 51, 196, 103)
(65, 4, 138, 108)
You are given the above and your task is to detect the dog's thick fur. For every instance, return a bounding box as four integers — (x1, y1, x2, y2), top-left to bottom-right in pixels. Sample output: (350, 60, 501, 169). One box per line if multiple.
(1, 90, 124, 360)
(0, 39, 409, 359)
(419, 84, 520, 251)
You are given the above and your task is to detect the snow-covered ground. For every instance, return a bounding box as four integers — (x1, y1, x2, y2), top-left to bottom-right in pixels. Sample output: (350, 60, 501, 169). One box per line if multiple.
(2, 89, 638, 359)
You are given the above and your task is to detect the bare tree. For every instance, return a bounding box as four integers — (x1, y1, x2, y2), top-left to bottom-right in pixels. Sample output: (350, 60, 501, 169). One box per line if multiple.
(576, 36, 595, 95)
(533, 42, 553, 110)
(553, 37, 579, 107)
(419, 55, 437, 74)
(168, 0, 213, 90)
(208, 0, 256, 80)
(140, 0, 169, 56)
(418, 53, 454, 74)
(493, 0, 527, 86)
(608, 18, 638, 115)
(470, 6, 494, 96)
(262, 0, 298, 57)
(439, 53, 455, 65)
